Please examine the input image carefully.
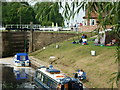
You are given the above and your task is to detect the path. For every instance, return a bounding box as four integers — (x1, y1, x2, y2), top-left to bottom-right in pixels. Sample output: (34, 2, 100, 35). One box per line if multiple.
(0, 57, 13, 66)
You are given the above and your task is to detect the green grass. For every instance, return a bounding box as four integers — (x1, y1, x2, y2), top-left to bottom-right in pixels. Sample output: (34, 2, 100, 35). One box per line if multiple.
(30, 35, 117, 88)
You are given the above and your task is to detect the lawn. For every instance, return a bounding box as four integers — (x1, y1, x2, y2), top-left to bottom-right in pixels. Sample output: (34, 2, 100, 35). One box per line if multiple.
(31, 35, 118, 88)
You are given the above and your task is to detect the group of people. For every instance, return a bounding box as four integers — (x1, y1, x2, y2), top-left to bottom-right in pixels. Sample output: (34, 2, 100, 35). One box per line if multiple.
(72, 34, 88, 45)
(79, 34, 88, 45)
(74, 69, 86, 80)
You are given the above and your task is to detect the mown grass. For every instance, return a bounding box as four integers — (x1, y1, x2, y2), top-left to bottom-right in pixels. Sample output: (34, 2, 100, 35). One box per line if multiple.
(30, 35, 117, 88)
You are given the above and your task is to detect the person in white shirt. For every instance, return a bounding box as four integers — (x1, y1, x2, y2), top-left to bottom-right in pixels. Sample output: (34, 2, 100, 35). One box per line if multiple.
(74, 20, 78, 32)
(77, 69, 84, 80)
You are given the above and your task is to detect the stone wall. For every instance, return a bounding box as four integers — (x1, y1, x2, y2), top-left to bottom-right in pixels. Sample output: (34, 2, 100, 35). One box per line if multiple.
(0, 31, 76, 57)
(1, 31, 29, 57)
(32, 32, 76, 51)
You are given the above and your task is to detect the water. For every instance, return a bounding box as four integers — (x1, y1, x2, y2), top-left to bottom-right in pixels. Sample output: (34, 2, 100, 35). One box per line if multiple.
(1, 64, 36, 90)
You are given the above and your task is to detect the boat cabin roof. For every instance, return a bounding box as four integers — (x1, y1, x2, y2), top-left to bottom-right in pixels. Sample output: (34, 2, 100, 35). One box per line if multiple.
(46, 69, 60, 73)
(16, 53, 28, 56)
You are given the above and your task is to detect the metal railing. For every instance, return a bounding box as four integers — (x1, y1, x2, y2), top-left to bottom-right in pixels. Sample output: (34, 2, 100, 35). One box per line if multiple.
(2, 24, 72, 32)
(5, 24, 41, 29)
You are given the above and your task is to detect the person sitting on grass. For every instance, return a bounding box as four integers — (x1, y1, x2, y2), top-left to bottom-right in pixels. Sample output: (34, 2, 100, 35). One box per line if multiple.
(82, 34, 87, 38)
(77, 69, 86, 80)
(82, 41, 88, 45)
(79, 38, 83, 44)
(72, 40, 79, 44)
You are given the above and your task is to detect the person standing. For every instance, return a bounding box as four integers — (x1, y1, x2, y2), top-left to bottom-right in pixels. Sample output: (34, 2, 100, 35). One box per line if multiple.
(74, 20, 78, 32)
(70, 23, 73, 31)
(67, 22, 69, 28)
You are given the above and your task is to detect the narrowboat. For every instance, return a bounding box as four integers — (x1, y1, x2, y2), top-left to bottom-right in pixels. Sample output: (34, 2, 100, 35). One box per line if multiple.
(34, 65, 83, 90)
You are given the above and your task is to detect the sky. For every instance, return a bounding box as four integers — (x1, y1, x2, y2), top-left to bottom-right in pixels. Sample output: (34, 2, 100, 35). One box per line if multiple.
(61, 9, 85, 27)
(59, 1, 85, 27)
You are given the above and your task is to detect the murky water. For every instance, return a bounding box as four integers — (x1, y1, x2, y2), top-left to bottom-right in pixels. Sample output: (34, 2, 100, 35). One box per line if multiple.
(1, 64, 36, 90)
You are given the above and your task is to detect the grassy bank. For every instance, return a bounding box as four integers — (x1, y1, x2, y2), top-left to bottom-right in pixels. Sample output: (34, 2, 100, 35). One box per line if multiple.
(30, 36, 117, 88)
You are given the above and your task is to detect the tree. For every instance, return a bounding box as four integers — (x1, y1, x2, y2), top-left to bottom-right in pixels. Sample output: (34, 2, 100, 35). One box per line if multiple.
(2, 2, 39, 25)
(63, 1, 120, 88)
(34, 2, 64, 26)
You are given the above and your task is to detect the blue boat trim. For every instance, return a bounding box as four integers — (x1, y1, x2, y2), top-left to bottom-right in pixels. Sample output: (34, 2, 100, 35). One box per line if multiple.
(16, 53, 28, 56)
(46, 69, 60, 73)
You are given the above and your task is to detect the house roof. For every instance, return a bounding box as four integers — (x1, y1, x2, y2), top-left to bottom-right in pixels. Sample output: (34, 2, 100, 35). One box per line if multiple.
(83, 11, 106, 19)
(83, 11, 98, 19)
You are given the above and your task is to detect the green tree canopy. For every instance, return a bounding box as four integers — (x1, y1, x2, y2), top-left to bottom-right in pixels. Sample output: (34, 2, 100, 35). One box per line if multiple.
(34, 2, 64, 26)
(2, 2, 39, 25)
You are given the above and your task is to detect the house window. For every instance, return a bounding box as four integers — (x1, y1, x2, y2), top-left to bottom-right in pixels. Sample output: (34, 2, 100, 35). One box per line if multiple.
(96, 21, 100, 25)
(84, 19, 87, 26)
(90, 19, 96, 26)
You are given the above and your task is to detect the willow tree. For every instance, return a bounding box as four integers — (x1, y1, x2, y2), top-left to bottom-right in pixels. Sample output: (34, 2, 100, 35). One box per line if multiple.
(34, 2, 64, 26)
(63, 1, 120, 87)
